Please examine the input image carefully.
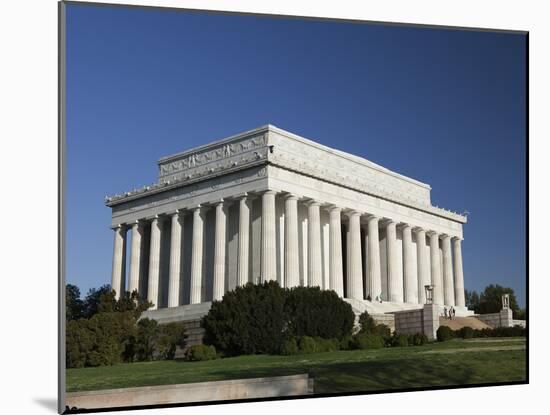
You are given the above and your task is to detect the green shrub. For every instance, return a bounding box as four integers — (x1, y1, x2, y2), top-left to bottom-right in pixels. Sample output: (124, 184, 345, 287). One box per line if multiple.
(156, 322, 187, 360)
(185, 344, 217, 361)
(202, 282, 355, 356)
(358, 311, 376, 334)
(411, 333, 429, 346)
(436, 326, 455, 342)
(440, 325, 526, 341)
(202, 281, 287, 356)
(135, 318, 159, 361)
(355, 333, 385, 349)
(458, 326, 474, 339)
(390, 333, 410, 347)
(490, 326, 526, 337)
(280, 338, 299, 355)
(285, 287, 355, 340)
(339, 335, 356, 350)
(314, 337, 340, 352)
(373, 324, 392, 340)
(299, 336, 318, 354)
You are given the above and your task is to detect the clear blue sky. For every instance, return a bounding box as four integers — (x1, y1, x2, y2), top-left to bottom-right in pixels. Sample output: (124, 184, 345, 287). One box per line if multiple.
(66, 4, 526, 305)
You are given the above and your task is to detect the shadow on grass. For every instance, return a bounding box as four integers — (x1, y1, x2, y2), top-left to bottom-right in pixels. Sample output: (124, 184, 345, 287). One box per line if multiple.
(189, 351, 526, 395)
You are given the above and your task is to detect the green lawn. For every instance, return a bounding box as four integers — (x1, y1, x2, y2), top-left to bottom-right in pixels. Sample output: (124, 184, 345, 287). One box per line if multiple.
(67, 337, 526, 394)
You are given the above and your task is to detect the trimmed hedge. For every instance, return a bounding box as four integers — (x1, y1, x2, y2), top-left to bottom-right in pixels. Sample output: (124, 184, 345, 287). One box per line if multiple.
(185, 344, 217, 361)
(390, 333, 410, 348)
(436, 325, 526, 342)
(280, 338, 299, 356)
(436, 326, 455, 342)
(355, 333, 385, 349)
(314, 337, 340, 352)
(281, 336, 340, 355)
(458, 326, 474, 339)
(410, 333, 429, 346)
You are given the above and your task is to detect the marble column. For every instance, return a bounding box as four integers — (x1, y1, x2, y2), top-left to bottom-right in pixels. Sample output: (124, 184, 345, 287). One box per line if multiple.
(147, 216, 162, 309)
(452, 237, 466, 307)
(167, 211, 183, 308)
(110, 225, 127, 300)
(402, 224, 417, 304)
(386, 220, 402, 302)
(367, 216, 381, 301)
(429, 231, 444, 305)
(237, 195, 250, 286)
(284, 194, 300, 288)
(261, 190, 277, 282)
(190, 207, 204, 304)
(346, 211, 363, 300)
(328, 207, 344, 297)
(415, 228, 429, 304)
(213, 201, 227, 301)
(442, 235, 455, 306)
(307, 201, 322, 287)
(128, 221, 144, 295)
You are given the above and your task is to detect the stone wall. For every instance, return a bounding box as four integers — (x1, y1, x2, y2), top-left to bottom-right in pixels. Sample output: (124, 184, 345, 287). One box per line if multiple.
(66, 374, 312, 410)
(475, 309, 513, 328)
(512, 319, 526, 328)
(393, 309, 424, 336)
(392, 304, 439, 340)
(371, 314, 395, 332)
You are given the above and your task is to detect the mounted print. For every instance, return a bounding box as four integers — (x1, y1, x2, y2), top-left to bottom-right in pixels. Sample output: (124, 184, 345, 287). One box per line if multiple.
(59, 1, 528, 413)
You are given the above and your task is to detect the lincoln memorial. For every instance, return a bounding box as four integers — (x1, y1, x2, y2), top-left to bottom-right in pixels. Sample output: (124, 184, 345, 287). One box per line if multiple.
(106, 125, 470, 319)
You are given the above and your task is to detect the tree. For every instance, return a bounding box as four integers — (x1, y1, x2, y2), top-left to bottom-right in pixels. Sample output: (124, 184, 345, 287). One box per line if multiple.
(65, 284, 155, 367)
(464, 289, 480, 312)
(157, 322, 187, 360)
(135, 318, 160, 361)
(97, 289, 153, 318)
(477, 284, 519, 315)
(82, 284, 112, 318)
(515, 308, 526, 320)
(66, 284, 84, 321)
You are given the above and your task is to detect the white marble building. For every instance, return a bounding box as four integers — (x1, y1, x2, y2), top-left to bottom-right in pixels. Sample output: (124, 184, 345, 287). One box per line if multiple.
(106, 125, 469, 317)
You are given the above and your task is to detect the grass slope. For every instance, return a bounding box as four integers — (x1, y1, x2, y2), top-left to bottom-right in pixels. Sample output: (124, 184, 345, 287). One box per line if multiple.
(67, 338, 526, 393)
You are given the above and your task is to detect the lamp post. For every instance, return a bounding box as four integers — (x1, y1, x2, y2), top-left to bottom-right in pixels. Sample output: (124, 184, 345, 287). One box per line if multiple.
(425, 285, 434, 304)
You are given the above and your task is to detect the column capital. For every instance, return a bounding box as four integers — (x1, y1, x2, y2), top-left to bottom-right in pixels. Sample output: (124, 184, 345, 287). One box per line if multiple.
(440, 233, 452, 240)
(344, 209, 362, 218)
(304, 199, 322, 207)
(110, 223, 127, 231)
(168, 208, 185, 216)
(326, 204, 342, 214)
(262, 189, 278, 196)
(212, 198, 225, 206)
(413, 226, 426, 233)
(282, 192, 301, 201)
(398, 222, 413, 230)
(427, 230, 439, 237)
(452, 236, 463, 242)
(385, 219, 397, 226)
(366, 214, 381, 222)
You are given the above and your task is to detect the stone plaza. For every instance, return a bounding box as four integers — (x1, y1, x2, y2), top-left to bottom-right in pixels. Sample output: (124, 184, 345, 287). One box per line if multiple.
(106, 125, 471, 319)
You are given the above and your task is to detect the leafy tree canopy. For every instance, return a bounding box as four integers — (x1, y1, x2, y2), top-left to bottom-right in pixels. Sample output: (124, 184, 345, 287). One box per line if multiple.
(66, 284, 84, 321)
(466, 284, 522, 318)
